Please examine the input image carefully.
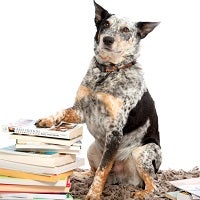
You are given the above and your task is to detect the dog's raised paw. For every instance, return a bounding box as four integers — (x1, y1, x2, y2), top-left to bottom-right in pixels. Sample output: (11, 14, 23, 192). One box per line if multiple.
(35, 118, 54, 128)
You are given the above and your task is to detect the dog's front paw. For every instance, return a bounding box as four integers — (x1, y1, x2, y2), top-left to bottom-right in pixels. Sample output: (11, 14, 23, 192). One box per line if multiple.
(85, 192, 101, 200)
(35, 118, 54, 128)
(133, 190, 150, 200)
(85, 184, 102, 200)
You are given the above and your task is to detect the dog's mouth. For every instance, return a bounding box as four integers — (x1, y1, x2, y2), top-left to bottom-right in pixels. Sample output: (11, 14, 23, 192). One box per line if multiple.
(103, 47, 122, 53)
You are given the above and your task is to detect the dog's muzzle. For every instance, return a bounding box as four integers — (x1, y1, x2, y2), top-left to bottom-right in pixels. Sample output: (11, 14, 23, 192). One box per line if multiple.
(103, 36, 114, 46)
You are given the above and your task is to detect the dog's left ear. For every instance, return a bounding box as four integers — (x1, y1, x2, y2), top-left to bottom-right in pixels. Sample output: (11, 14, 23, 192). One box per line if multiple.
(94, 1, 111, 26)
(136, 22, 160, 39)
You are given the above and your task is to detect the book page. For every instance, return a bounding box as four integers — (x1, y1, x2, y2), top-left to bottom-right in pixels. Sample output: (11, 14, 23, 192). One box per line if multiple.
(170, 177, 200, 197)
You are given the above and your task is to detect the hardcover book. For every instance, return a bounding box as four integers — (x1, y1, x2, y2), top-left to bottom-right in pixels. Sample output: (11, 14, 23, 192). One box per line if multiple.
(0, 193, 70, 200)
(0, 157, 84, 175)
(0, 168, 73, 182)
(0, 175, 71, 187)
(0, 145, 76, 167)
(0, 184, 70, 193)
(15, 141, 81, 154)
(3, 119, 83, 140)
(10, 134, 83, 146)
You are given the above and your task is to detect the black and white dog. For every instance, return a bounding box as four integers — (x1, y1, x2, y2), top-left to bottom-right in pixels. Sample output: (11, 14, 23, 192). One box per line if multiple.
(36, 1, 162, 199)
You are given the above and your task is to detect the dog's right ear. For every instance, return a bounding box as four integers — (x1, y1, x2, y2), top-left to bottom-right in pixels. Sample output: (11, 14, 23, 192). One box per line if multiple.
(94, 1, 111, 27)
(136, 22, 160, 39)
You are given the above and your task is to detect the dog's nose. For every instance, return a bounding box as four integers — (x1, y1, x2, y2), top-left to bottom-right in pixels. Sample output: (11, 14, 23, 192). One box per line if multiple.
(103, 36, 114, 46)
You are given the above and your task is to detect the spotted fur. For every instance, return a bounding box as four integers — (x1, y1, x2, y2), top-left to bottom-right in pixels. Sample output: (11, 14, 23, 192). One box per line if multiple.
(35, 1, 161, 199)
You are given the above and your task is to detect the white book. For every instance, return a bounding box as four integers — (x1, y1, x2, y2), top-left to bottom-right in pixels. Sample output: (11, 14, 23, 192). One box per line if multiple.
(0, 145, 58, 157)
(0, 145, 76, 167)
(169, 177, 200, 197)
(3, 119, 83, 140)
(0, 157, 84, 175)
(10, 134, 83, 146)
(0, 175, 69, 187)
(165, 191, 195, 200)
(15, 141, 81, 154)
(0, 193, 69, 200)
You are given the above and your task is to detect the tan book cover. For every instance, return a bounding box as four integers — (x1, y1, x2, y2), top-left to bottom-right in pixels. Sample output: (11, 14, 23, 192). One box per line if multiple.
(0, 184, 70, 193)
(0, 168, 73, 183)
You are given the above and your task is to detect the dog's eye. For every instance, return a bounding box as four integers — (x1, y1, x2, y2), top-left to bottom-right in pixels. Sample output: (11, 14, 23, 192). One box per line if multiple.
(103, 21, 110, 28)
(122, 27, 130, 33)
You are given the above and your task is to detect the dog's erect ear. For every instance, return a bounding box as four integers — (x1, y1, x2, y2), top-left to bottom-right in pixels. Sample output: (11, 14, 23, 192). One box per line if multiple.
(136, 22, 160, 39)
(94, 1, 111, 26)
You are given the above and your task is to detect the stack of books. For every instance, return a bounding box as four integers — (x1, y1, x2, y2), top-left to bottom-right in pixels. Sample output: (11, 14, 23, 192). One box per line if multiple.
(0, 119, 84, 199)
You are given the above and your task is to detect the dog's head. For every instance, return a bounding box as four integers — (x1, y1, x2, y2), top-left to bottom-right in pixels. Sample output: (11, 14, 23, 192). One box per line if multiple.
(94, 1, 159, 65)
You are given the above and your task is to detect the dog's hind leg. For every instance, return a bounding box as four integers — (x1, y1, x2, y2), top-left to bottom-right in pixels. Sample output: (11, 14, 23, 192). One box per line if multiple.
(132, 143, 162, 199)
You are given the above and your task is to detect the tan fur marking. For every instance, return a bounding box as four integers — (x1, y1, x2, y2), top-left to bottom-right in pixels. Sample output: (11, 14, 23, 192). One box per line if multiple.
(63, 108, 81, 123)
(53, 110, 65, 123)
(76, 85, 91, 101)
(86, 160, 114, 199)
(96, 92, 123, 119)
(142, 172, 154, 192)
(134, 172, 154, 199)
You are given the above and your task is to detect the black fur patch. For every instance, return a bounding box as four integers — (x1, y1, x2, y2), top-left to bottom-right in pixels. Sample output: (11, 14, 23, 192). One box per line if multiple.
(123, 91, 160, 146)
(152, 159, 159, 173)
(94, 14, 112, 44)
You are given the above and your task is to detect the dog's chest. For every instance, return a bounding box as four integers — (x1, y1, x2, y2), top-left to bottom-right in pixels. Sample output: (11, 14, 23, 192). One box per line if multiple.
(79, 60, 146, 142)
(81, 71, 122, 140)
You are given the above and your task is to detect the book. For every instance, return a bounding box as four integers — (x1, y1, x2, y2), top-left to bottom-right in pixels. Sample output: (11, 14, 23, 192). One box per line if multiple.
(0, 145, 76, 167)
(165, 191, 194, 200)
(10, 134, 83, 146)
(3, 119, 83, 140)
(0, 175, 71, 187)
(0, 193, 71, 200)
(15, 140, 81, 154)
(0, 145, 59, 157)
(0, 157, 84, 175)
(0, 168, 73, 182)
(165, 191, 179, 200)
(0, 184, 70, 193)
(169, 177, 200, 197)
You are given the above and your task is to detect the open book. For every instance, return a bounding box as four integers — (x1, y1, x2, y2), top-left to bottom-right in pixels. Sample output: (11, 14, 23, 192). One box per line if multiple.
(169, 177, 200, 198)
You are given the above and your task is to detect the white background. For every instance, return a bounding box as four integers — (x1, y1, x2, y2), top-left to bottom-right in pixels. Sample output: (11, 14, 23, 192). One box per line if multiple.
(0, 0, 200, 170)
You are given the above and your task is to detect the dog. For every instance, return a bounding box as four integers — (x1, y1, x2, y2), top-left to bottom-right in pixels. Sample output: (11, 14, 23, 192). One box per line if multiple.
(35, 1, 162, 199)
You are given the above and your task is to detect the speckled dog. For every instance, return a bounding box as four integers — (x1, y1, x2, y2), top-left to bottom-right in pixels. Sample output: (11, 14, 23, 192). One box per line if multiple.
(35, 1, 162, 199)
